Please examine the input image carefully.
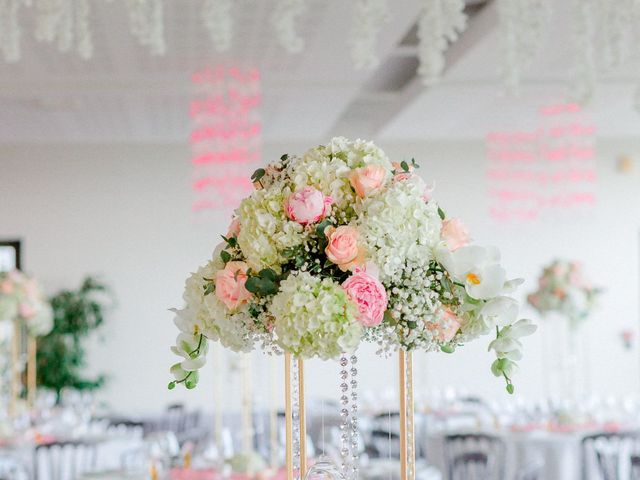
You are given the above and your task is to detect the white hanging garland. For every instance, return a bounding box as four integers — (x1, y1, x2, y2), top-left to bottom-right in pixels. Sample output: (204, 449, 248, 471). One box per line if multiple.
(125, 0, 165, 56)
(349, 0, 389, 70)
(34, 0, 93, 59)
(498, 0, 551, 94)
(271, 0, 305, 54)
(0, 0, 30, 62)
(417, 0, 467, 86)
(202, 0, 233, 52)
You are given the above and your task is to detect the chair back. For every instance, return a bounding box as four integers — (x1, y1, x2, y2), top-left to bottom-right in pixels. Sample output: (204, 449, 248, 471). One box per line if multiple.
(0, 454, 30, 480)
(34, 440, 98, 480)
(581, 431, 639, 480)
(630, 454, 640, 480)
(444, 433, 505, 480)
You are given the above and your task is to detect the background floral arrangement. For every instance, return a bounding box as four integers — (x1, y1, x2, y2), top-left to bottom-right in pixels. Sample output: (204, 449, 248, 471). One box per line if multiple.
(169, 138, 535, 393)
(527, 259, 600, 328)
(0, 270, 53, 337)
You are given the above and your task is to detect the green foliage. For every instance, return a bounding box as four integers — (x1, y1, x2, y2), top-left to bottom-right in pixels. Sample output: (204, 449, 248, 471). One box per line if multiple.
(36, 277, 111, 402)
(245, 268, 280, 297)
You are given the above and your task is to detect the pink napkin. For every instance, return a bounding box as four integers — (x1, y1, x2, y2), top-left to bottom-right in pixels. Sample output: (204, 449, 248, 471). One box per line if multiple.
(171, 468, 288, 480)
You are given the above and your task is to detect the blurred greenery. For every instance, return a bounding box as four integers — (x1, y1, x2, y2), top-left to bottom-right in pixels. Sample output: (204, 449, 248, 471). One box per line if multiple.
(36, 277, 111, 403)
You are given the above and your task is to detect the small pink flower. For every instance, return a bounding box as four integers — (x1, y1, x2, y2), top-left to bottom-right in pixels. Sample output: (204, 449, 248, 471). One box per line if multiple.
(527, 294, 540, 308)
(441, 218, 471, 251)
(0, 279, 14, 294)
(342, 270, 388, 327)
(349, 165, 387, 198)
(18, 302, 37, 319)
(284, 187, 333, 225)
(215, 261, 252, 311)
(325, 226, 365, 272)
(427, 309, 461, 342)
(226, 218, 241, 238)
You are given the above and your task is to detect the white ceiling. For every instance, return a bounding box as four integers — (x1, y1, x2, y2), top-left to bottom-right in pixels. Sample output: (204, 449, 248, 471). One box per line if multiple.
(0, 0, 638, 144)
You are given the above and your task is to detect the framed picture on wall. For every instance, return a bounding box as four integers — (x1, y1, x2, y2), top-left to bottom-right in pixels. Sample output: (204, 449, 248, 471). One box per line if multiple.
(0, 240, 21, 272)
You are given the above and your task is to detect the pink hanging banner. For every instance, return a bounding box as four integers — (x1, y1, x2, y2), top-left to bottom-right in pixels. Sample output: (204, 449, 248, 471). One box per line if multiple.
(190, 66, 261, 215)
(486, 103, 597, 222)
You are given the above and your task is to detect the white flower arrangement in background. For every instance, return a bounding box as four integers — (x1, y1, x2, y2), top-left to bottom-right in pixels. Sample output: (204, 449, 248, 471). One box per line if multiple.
(169, 137, 535, 394)
(527, 259, 601, 329)
(202, 0, 233, 52)
(0, 270, 53, 337)
(125, 0, 165, 56)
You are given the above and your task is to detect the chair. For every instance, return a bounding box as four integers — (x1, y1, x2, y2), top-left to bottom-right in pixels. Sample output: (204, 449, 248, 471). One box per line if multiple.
(0, 454, 30, 480)
(581, 432, 639, 480)
(367, 429, 401, 459)
(444, 433, 505, 480)
(34, 440, 98, 480)
(630, 454, 640, 480)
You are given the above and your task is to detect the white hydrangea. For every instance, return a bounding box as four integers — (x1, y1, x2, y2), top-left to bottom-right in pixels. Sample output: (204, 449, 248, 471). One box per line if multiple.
(203, 294, 259, 353)
(236, 183, 307, 272)
(289, 137, 394, 214)
(271, 271, 362, 359)
(356, 177, 442, 283)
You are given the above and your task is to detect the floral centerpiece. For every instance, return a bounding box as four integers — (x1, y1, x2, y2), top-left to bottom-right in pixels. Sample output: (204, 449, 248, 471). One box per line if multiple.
(527, 259, 600, 328)
(0, 270, 53, 337)
(168, 138, 535, 394)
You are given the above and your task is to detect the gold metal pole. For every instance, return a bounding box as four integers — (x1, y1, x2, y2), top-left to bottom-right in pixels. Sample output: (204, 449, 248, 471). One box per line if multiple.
(284, 352, 293, 480)
(407, 351, 415, 480)
(27, 337, 36, 408)
(9, 320, 20, 417)
(298, 357, 307, 479)
(399, 350, 407, 480)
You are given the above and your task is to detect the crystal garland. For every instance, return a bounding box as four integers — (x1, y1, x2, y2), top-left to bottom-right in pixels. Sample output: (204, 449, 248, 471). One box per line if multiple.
(0, 0, 29, 62)
(349, 0, 389, 71)
(34, 0, 93, 59)
(125, 0, 165, 56)
(202, 0, 233, 52)
(339, 353, 359, 480)
(497, 0, 551, 94)
(271, 0, 305, 54)
(417, 0, 467, 86)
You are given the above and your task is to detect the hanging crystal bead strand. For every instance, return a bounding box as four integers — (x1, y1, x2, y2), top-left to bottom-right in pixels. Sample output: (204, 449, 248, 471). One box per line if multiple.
(291, 357, 301, 479)
(349, 354, 359, 479)
(339, 354, 351, 478)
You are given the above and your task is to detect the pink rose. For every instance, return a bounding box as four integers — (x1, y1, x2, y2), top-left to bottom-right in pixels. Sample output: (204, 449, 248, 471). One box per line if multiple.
(349, 165, 387, 198)
(427, 308, 461, 342)
(325, 226, 365, 272)
(226, 218, 241, 238)
(215, 261, 252, 310)
(342, 270, 388, 327)
(18, 303, 37, 319)
(284, 187, 333, 225)
(440, 218, 470, 251)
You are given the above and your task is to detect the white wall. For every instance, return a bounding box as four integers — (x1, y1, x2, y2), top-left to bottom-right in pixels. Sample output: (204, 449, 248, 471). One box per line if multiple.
(1, 140, 638, 414)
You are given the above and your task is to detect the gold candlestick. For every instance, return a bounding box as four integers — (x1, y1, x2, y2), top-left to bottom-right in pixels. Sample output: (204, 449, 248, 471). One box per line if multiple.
(398, 350, 415, 480)
(241, 353, 253, 453)
(27, 336, 36, 407)
(269, 356, 278, 469)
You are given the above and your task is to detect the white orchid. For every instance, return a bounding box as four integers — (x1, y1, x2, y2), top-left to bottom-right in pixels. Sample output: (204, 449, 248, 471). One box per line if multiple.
(168, 332, 208, 389)
(481, 296, 519, 327)
(488, 319, 537, 392)
(438, 245, 506, 300)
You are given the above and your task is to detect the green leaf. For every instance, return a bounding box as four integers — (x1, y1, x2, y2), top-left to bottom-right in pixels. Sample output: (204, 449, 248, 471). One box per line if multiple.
(260, 268, 278, 282)
(168, 381, 176, 390)
(203, 283, 215, 296)
(250, 168, 266, 182)
(220, 250, 231, 263)
(245, 277, 261, 294)
(400, 160, 409, 172)
(280, 154, 289, 161)
(383, 310, 395, 324)
(411, 158, 420, 169)
(506, 384, 515, 394)
(316, 219, 332, 238)
(438, 206, 446, 220)
(440, 344, 455, 354)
